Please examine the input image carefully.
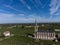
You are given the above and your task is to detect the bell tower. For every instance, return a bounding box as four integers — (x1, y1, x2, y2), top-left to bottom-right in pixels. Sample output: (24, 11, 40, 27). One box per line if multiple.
(35, 19, 38, 32)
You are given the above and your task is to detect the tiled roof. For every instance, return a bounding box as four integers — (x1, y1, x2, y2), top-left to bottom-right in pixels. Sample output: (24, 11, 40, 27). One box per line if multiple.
(37, 30, 55, 33)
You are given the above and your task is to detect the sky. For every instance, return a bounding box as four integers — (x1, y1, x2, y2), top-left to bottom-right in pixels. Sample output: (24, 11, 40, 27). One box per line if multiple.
(0, 0, 60, 23)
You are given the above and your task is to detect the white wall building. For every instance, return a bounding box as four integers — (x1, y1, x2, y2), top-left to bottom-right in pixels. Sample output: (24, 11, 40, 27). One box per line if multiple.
(3, 31, 10, 37)
(55, 29, 60, 31)
(34, 19, 56, 40)
(34, 30, 56, 40)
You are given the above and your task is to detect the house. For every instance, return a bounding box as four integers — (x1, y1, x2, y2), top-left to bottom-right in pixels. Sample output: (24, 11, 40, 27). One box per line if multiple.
(3, 31, 11, 37)
(34, 30, 55, 40)
(55, 29, 60, 31)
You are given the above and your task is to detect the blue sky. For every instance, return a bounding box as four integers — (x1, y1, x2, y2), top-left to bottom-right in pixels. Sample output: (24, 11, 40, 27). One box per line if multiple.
(0, 0, 60, 23)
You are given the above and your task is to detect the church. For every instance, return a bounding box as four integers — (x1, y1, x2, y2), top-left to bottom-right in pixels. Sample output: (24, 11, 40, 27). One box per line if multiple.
(34, 19, 56, 40)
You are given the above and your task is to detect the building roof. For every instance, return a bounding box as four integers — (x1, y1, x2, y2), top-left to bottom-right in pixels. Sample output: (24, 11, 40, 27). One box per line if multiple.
(3, 31, 10, 34)
(37, 30, 55, 33)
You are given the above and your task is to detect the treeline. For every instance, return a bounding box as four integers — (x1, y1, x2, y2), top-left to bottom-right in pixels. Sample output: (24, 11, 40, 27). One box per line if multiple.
(0, 23, 60, 29)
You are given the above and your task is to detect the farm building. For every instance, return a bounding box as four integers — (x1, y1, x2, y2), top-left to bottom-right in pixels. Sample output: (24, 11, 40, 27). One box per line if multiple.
(3, 31, 11, 37)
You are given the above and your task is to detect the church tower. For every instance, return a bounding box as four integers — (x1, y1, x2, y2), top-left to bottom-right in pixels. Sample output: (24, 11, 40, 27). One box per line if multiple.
(35, 19, 38, 32)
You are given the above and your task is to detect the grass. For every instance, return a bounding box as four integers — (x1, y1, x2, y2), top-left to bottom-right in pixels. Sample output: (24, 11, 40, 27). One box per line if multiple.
(0, 36, 34, 45)
(0, 27, 35, 45)
(0, 26, 60, 45)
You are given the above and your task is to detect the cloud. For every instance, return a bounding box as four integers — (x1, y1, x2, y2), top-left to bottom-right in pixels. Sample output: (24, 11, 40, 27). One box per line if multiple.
(20, 0, 31, 10)
(0, 13, 35, 23)
(9, 0, 13, 5)
(3, 4, 25, 13)
(49, 0, 60, 15)
(0, 9, 12, 14)
(42, 0, 49, 8)
(30, 0, 39, 9)
(0, 13, 60, 24)
(35, 0, 42, 6)
(18, 14, 25, 16)
(3, 5, 20, 12)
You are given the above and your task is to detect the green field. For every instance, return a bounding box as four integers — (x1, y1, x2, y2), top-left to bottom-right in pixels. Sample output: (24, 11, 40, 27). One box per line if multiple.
(0, 27, 35, 45)
(0, 24, 60, 45)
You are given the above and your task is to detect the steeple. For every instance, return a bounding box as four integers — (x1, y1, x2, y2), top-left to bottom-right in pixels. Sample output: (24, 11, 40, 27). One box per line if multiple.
(35, 19, 38, 32)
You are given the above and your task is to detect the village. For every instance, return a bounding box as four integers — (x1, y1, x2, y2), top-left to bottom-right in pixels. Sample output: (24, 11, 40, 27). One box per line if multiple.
(0, 0, 60, 45)
(0, 20, 60, 45)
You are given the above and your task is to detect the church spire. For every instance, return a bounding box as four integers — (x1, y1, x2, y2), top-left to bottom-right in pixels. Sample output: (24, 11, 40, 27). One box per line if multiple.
(35, 19, 38, 32)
